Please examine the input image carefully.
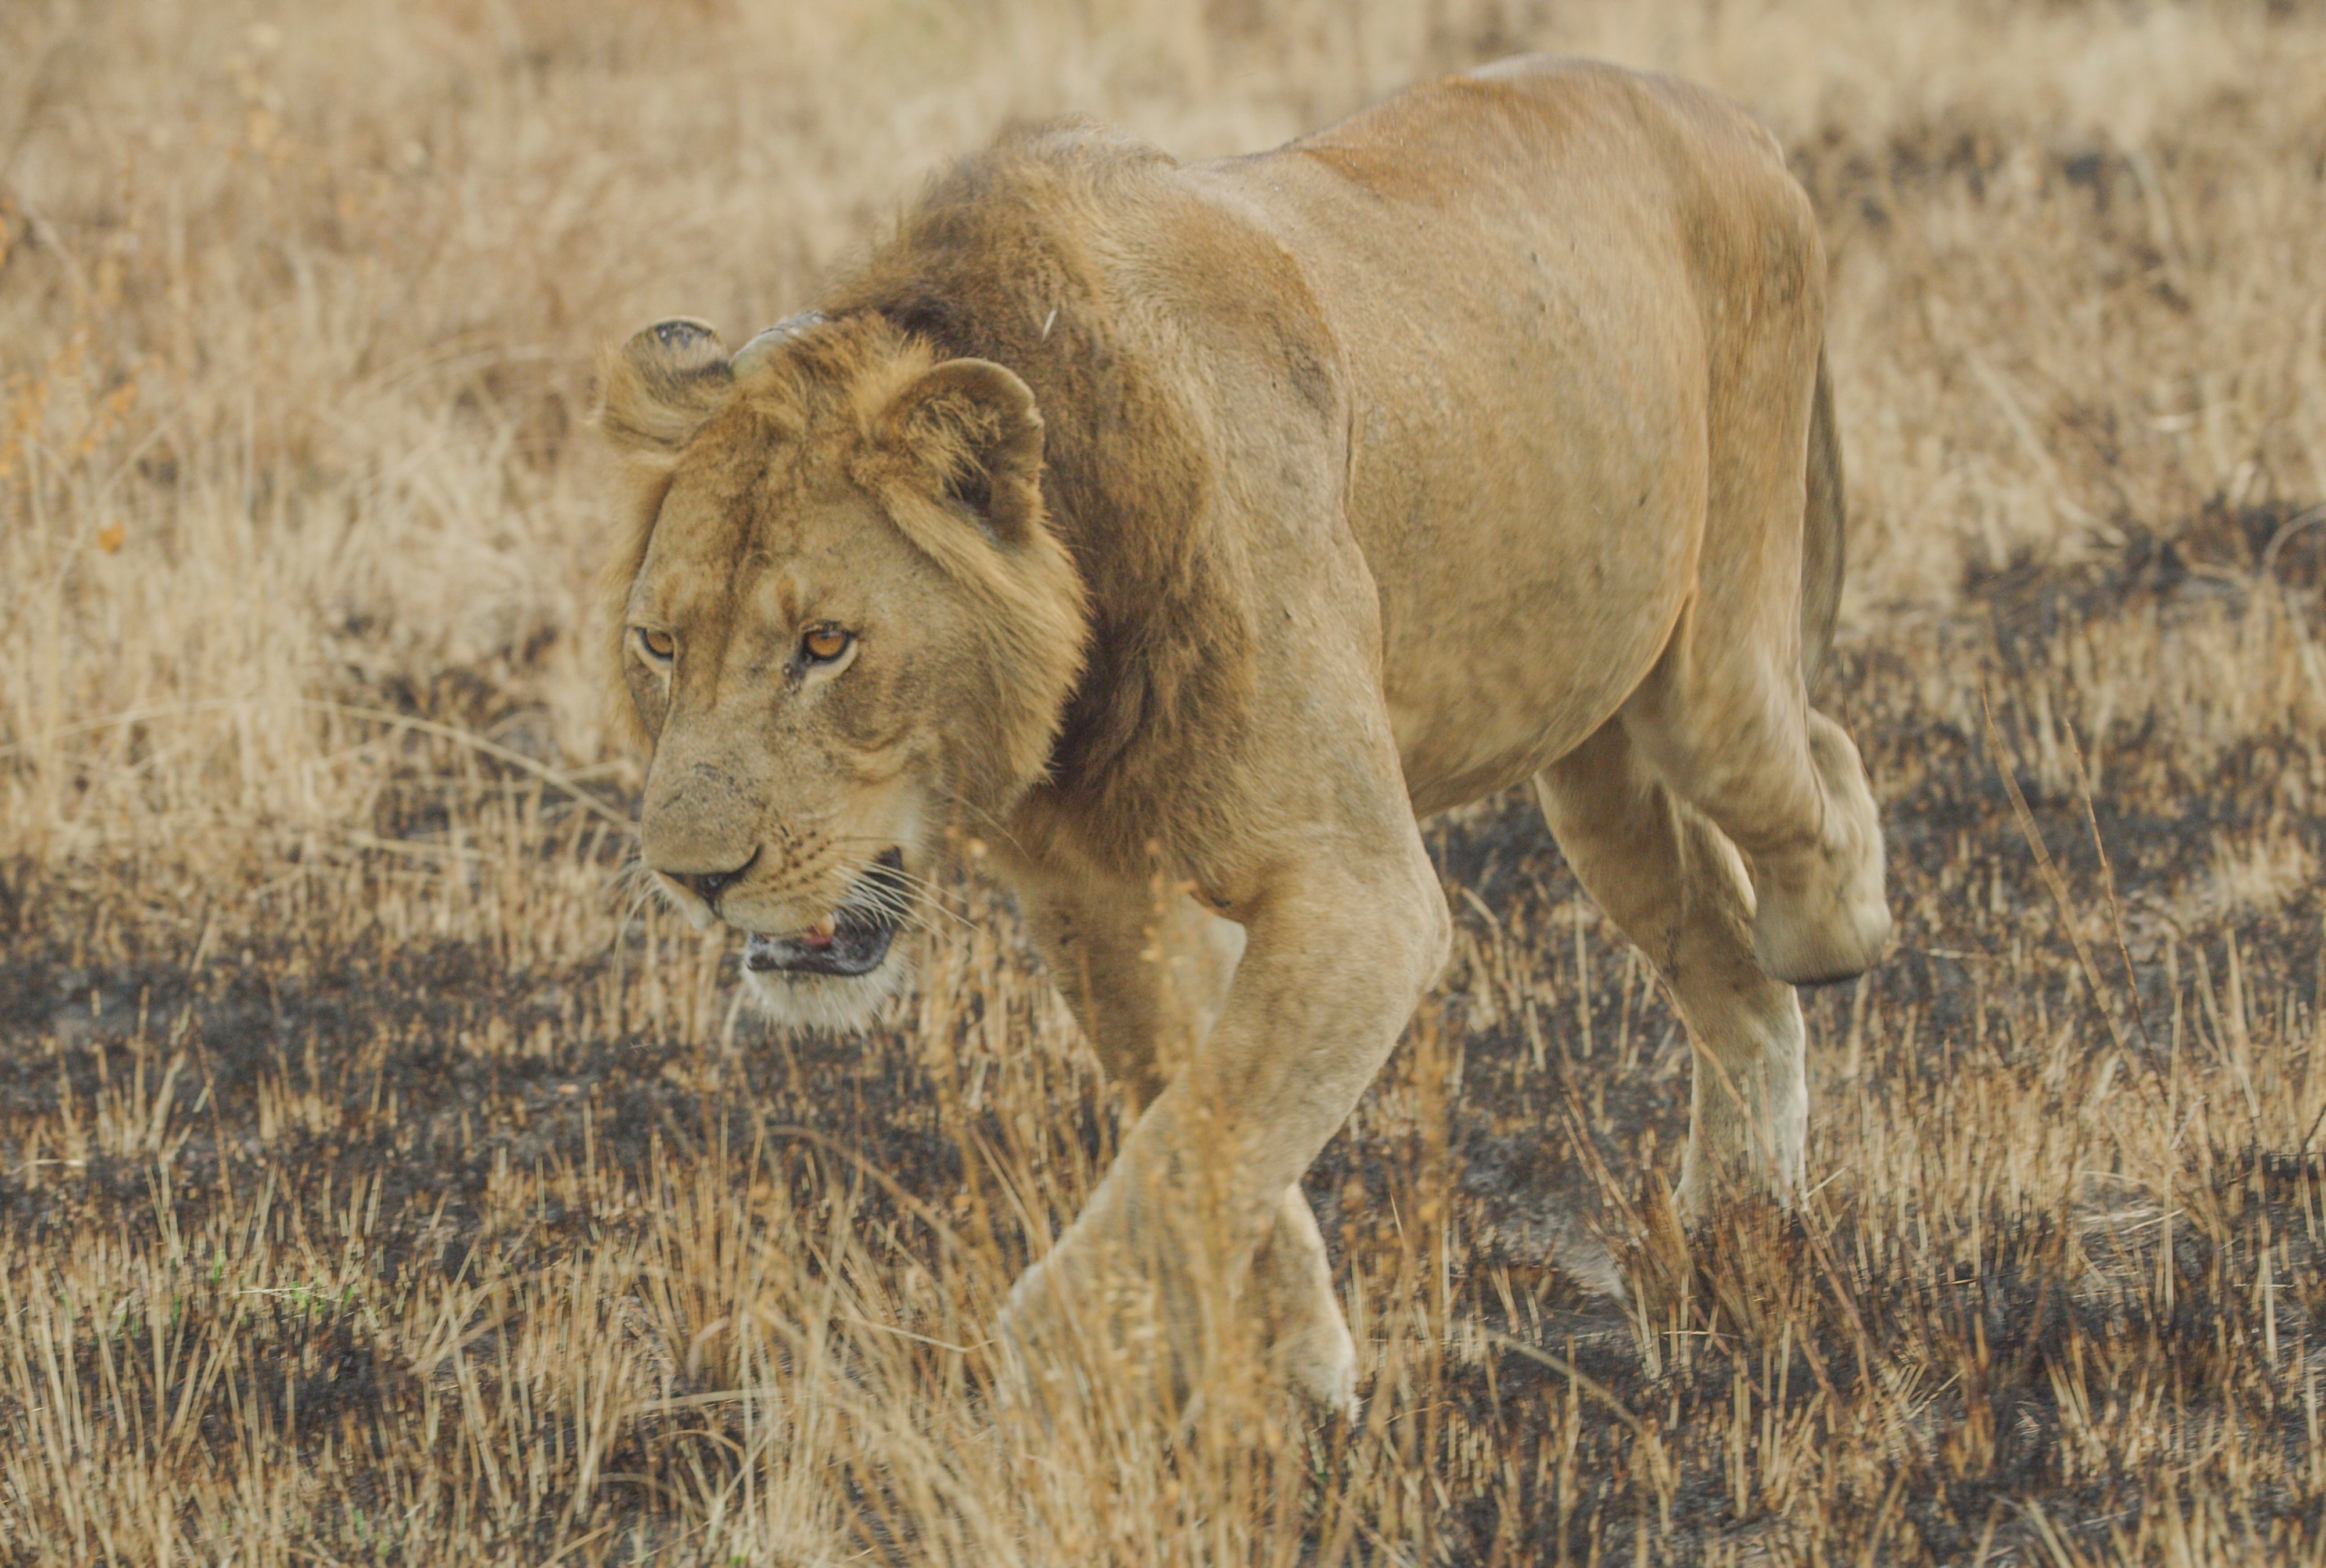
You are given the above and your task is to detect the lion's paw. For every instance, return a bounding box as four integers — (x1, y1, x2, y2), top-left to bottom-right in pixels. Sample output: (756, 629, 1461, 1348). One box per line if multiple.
(1273, 1310, 1359, 1418)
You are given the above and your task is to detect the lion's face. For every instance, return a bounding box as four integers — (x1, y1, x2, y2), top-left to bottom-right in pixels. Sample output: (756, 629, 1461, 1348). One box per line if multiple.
(624, 459, 962, 1021)
(599, 315, 1086, 1028)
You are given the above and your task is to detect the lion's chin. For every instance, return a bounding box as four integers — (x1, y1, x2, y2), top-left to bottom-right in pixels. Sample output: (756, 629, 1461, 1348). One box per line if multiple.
(741, 955, 912, 1033)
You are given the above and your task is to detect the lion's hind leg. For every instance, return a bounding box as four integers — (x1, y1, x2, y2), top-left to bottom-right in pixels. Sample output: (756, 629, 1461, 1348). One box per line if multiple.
(1747, 708, 1889, 985)
(1618, 627, 1889, 987)
(1534, 722, 1808, 1218)
(1251, 1182, 1359, 1415)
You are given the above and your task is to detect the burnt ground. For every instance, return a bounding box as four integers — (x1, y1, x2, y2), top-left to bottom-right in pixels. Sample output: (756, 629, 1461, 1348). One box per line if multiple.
(5, 513, 2326, 1562)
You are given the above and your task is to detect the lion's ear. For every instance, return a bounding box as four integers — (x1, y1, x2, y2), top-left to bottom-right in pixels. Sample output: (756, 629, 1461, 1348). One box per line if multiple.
(878, 359, 1046, 547)
(599, 318, 734, 458)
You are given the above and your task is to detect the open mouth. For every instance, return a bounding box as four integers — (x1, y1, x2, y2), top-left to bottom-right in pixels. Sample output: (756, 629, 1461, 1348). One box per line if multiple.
(742, 848, 905, 978)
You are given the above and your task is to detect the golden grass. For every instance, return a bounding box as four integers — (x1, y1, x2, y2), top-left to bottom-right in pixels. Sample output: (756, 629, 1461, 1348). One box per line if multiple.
(3, 0, 2325, 1562)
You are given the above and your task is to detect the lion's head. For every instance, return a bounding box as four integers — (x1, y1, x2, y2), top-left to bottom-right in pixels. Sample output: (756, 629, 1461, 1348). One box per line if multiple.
(597, 312, 1086, 1027)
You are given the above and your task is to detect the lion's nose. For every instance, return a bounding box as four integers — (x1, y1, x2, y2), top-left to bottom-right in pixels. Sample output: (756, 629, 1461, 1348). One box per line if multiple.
(668, 849, 758, 908)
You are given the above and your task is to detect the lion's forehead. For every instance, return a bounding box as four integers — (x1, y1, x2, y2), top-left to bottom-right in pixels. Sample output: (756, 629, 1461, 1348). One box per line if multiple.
(641, 524, 942, 700)
(642, 466, 828, 598)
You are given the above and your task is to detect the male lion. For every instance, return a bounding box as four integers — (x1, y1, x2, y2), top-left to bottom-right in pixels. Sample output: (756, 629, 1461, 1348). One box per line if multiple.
(597, 56, 1890, 1414)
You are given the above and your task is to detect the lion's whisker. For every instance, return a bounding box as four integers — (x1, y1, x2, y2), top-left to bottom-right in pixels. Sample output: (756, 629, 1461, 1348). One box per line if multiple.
(848, 862, 975, 934)
(613, 879, 659, 948)
(928, 787, 1033, 861)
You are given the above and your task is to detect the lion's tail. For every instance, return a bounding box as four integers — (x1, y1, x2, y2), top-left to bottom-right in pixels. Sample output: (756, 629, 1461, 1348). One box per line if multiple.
(1799, 342, 1845, 695)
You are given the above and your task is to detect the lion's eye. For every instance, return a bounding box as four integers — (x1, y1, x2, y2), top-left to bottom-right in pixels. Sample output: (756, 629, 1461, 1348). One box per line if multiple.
(637, 628, 676, 661)
(801, 626, 852, 664)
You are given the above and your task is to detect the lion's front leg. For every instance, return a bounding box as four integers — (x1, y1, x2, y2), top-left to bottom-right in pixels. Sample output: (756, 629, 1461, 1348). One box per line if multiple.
(1006, 848, 1367, 1412)
(996, 844, 1449, 1415)
(996, 1178, 1357, 1416)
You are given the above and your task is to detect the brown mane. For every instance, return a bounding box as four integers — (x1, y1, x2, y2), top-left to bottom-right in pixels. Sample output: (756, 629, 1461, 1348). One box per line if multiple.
(819, 120, 1283, 873)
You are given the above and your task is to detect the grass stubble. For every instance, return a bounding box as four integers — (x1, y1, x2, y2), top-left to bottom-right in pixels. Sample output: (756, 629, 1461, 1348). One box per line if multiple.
(5, 0, 2326, 1561)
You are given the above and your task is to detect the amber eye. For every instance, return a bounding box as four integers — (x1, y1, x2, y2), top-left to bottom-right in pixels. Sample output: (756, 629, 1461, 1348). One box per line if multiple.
(802, 626, 852, 664)
(637, 628, 675, 661)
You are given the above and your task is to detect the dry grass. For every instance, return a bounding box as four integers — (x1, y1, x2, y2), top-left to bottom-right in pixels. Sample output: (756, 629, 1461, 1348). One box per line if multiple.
(5, 0, 2326, 1561)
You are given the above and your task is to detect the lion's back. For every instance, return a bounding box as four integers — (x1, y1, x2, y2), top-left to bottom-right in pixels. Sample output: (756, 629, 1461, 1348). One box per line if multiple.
(1183, 59, 1830, 814)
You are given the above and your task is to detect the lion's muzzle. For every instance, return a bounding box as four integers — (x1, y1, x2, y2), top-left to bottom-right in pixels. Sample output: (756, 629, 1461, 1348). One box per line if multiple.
(741, 847, 906, 977)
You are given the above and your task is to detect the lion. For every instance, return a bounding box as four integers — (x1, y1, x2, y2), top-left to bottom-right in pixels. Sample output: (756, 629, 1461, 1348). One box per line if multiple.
(595, 56, 1890, 1415)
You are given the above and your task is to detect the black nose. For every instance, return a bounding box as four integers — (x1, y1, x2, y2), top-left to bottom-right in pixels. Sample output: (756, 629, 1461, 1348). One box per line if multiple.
(671, 850, 757, 907)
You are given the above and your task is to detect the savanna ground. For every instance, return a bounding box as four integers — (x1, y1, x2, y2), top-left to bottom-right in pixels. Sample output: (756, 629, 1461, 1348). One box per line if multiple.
(5, 0, 2326, 1562)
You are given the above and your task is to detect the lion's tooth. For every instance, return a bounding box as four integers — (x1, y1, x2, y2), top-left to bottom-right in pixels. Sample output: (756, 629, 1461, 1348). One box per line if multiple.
(804, 915, 836, 944)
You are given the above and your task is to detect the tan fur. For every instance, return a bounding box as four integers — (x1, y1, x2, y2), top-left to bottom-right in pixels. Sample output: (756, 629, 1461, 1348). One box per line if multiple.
(597, 56, 1891, 1414)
